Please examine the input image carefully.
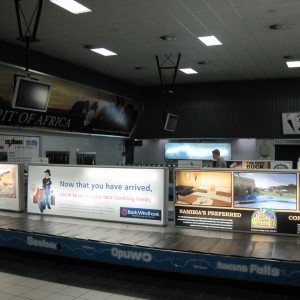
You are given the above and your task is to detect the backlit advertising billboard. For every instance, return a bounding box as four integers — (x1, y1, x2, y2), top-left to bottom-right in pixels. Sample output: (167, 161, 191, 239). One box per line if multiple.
(174, 169, 300, 235)
(0, 163, 24, 211)
(27, 165, 168, 226)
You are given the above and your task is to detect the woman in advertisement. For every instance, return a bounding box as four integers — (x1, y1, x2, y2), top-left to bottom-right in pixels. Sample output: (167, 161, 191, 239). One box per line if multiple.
(42, 169, 52, 210)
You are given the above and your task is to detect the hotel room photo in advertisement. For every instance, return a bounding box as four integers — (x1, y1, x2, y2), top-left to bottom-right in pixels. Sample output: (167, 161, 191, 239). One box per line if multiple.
(174, 169, 300, 235)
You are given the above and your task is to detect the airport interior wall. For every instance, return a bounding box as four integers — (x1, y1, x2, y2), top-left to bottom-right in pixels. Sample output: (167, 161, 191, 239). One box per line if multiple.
(133, 79, 300, 139)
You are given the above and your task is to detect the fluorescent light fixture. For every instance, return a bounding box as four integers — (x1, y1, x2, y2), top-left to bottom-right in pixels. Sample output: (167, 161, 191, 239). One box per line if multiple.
(286, 61, 300, 68)
(50, 0, 91, 14)
(198, 35, 222, 46)
(179, 68, 198, 74)
(90, 48, 118, 56)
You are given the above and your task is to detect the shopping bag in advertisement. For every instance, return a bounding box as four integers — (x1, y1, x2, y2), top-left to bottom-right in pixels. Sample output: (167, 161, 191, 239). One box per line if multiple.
(33, 188, 39, 203)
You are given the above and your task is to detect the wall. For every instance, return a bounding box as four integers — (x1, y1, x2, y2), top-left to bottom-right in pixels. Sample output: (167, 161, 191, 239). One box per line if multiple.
(1, 40, 298, 165)
(1, 128, 125, 166)
(132, 79, 300, 139)
(41, 132, 124, 165)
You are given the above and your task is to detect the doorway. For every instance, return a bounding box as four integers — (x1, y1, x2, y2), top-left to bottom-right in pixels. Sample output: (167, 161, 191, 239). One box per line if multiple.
(275, 144, 300, 169)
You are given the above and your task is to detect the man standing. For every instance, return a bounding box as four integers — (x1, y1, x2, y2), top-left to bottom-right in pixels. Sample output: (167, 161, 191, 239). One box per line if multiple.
(212, 149, 227, 168)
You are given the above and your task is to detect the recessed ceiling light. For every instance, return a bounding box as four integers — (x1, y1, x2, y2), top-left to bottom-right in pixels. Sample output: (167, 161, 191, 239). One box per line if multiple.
(198, 35, 222, 46)
(179, 68, 198, 74)
(269, 24, 287, 30)
(160, 35, 177, 41)
(269, 24, 282, 30)
(50, 0, 91, 14)
(90, 48, 118, 56)
(286, 61, 300, 68)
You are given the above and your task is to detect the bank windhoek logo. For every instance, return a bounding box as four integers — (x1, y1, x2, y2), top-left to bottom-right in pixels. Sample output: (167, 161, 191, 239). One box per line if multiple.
(251, 208, 277, 230)
(121, 208, 128, 216)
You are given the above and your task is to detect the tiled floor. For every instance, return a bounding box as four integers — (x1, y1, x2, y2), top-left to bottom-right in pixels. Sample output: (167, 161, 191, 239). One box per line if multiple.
(0, 247, 299, 300)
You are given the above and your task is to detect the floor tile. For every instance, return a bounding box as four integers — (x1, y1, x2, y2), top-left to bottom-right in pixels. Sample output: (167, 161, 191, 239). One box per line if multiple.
(0, 292, 14, 300)
(44, 294, 76, 300)
(0, 274, 28, 284)
(59, 286, 90, 297)
(107, 295, 139, 300)
(0, 281, 13, 290)
(21, 288, 53, 300)
(0, 285, 32, 297)
(38, 282, 69, 292)
(18, 278, 49, 289)
(79, 290, 113, 300)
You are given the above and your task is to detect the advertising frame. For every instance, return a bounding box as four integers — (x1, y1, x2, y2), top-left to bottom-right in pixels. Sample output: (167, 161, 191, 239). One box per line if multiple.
(174, 168, 300, 235)
(0, 163, 24, 212)
(27, 164, 169, 226)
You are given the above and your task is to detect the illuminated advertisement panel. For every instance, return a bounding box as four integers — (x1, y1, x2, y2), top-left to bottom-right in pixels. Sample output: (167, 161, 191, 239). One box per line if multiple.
(174, 169, 300, 235)
(165, 143, 231, 160)
(0, 163, 24, 211)
(27, 165, 168, 226)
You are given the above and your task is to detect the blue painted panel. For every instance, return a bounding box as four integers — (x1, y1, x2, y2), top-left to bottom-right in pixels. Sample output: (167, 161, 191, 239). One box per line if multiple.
(0, 230, 299, 286)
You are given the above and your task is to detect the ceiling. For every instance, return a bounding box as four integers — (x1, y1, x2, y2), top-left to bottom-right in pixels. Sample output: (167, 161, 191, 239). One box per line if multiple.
(1, 0, 300, 87)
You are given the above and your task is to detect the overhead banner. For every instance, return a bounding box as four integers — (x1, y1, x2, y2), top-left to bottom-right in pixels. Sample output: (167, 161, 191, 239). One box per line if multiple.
(27, 165, 168, 226)
(175, 169, 300, 235)
(0, 63, 143, 137)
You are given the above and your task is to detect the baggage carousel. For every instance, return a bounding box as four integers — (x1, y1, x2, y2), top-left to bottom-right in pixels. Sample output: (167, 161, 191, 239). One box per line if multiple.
(0, 208, 300, 286)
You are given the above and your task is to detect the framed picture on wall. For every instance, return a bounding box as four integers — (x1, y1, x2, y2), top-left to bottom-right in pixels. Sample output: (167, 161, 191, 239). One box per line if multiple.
(282, 112, 300, 135)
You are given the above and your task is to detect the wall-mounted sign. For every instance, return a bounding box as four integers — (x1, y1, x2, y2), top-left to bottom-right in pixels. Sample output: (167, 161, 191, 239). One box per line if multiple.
(241, 160, 270, 169)
(270, 161, 293, 169)
(282, 112, 300, 135)
(27, 165, 168, 226)
(227, 160, 293, 170)
(0, 135, 40, 163)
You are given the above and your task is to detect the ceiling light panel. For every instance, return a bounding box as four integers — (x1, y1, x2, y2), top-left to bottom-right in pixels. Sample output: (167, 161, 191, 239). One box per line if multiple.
(50, 0, 91, 14)
(90, 48, 118, 56)
(180, 68, 198, 74)
(198, 35, 222, 46)
(286, 61, 300, 68)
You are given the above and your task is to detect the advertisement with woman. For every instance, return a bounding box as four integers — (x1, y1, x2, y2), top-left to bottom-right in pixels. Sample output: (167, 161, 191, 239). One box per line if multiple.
(28, 165, 168, 226)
